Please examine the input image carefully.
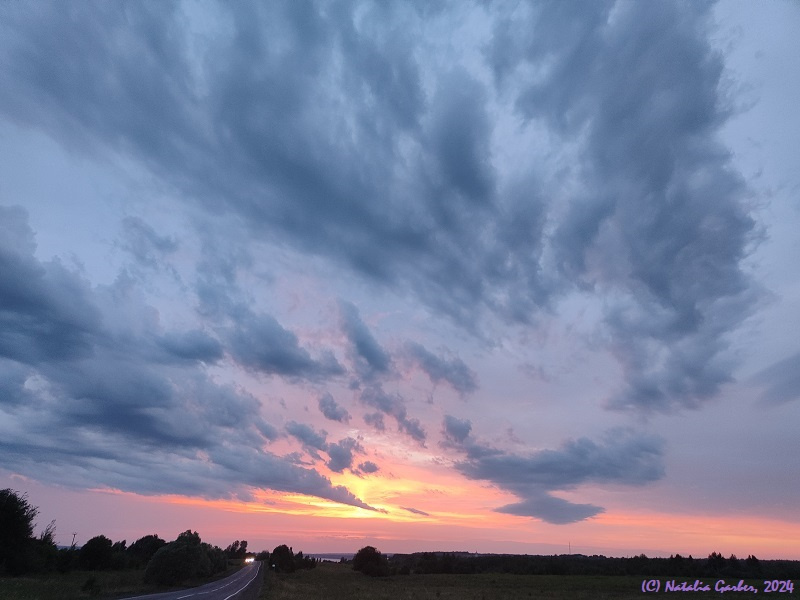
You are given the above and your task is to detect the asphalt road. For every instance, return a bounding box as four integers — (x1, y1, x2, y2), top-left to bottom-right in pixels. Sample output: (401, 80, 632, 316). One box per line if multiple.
(120, 562, 262, 600)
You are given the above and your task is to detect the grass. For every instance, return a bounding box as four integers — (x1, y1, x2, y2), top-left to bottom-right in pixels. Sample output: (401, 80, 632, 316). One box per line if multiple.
(0, 568, 153, 600)
(260, 562, 777, 600)
(0, 563, 245, 600)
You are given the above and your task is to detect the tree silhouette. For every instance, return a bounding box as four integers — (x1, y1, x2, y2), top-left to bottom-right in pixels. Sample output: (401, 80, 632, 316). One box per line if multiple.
(0, 489, 39, 575)
(80, 535, 114, 570)
(128, 534, 167, 568)
(270, 544, 295, 573)
(353, 546, 389, 577)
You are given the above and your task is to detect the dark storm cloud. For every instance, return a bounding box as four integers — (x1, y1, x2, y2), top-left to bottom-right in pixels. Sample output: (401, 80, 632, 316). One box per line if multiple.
(0, 207, 375, 511)
(0, 359, 35, 409)
(451, 426, 664, 524)
(488, 0, 759, 412)
(0, 2, 546, 329)
(339, 300, 392, 380)
(406, 342, 478, 395)
(229, 312, 344, 380)
(0, 0, 759, 415)
(158, 329, 223, 363)
(429, 69, 495, 205)
(0, 206, 100, 365)
(317, 392, 351, 423)
(360, 386, 427, 445)
(753, 352, 800, 405)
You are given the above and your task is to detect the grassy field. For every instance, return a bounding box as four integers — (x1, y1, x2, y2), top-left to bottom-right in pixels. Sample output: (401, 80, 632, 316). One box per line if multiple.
(260, 561, 777, 600)
(0, 568, 154, 600)
(0, 563, 245, 600)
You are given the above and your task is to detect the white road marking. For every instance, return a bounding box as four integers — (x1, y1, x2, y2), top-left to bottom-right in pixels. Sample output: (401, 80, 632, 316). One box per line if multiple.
(121, 564, 260, 600)
(223, 562, 261, 600)
(177, 564, 259, 599)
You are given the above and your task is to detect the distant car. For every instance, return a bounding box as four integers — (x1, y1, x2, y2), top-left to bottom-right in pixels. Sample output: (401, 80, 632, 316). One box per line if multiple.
(244, 557, 255, 563)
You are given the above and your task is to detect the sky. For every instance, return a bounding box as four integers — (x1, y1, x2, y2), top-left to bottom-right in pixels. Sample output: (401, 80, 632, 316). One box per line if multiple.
(0, 0, 799, 559)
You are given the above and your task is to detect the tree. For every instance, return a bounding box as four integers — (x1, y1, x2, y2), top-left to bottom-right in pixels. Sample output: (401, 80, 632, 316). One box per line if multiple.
(0, 489, 39, 575)
(225, 540, 248, 560)
(128, 534, 167, 568)
(270, 545, 295, 573)
(144, 531, 225, 586)
(80, 535, 114, 570)
(352, 546, 389, 577)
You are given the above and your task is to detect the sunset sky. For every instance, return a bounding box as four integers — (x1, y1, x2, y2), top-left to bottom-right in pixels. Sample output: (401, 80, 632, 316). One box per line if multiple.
(1, 1, 799, 559)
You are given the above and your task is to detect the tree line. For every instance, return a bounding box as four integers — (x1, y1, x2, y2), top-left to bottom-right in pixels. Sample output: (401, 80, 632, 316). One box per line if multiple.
(0, 489, 316, 585)
(377, 551, 800, 580)
(346, 546, 800, 580)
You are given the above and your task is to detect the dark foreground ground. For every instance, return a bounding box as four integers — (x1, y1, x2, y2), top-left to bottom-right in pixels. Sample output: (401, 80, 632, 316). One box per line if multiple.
(260, 561, 789, 600)
(0, 564, 247, 600)
(1, 561, 793, 599)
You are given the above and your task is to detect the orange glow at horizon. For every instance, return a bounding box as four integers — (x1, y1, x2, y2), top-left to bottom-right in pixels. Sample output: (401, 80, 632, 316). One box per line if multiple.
(87, 469, 800, 560)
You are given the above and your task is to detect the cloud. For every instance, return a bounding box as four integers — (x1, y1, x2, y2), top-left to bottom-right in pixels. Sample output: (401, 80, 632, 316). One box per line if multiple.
(442, 415, 472, 444)
(326, 437, 363, 474)
(228, 312, 344, 380)
(360, 386, 426, 445)
(285, 420, 366, 475)
(0, 206, 375, 511)
(401, 506, 430, 517)
(490, 1, 759, 412)
(0, 206, 100, 365)
(356, 460, 379, 474)
(429, 68, 494, 205)
(317, 392, 351, 423)
(158, 330, 223, 364)
(285, 421, 328, 455)
(495, 494, 602, 525)
(362, 412, 385, 431)
(339, 300, 392, 381)
(119, 216, 179, 270)
(0, 359, 36, 410)
(752, 352, 800, 405)
(407, 343, 478, 395)
(453, 428, 664, 524)
(0, 2, 760, 415)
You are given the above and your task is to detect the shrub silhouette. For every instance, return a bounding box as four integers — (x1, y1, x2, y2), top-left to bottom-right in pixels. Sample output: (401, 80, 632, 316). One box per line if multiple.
(353, 546, 389, 577)
(270, 544, 295, 573)
(0, 489, 38, 575)
(144, 530, 224, 586)
(80, 535, 114, 570)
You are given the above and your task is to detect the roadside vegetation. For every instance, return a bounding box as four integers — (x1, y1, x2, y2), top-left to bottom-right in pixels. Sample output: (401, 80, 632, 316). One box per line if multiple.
(0, 489, 279, 599)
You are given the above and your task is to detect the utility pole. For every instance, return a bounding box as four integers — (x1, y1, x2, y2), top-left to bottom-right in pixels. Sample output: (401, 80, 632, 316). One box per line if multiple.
(71, 532, 77, 547)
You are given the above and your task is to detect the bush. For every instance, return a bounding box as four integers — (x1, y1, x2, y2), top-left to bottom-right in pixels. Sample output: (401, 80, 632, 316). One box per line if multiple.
(270, 545, 295, 573)
(128, 534, 167, 568)
(353, 546, 389, 577)
(80, 535, 114, 570)
(144, 531, 224, 586)
(0, 489, 38, 575)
